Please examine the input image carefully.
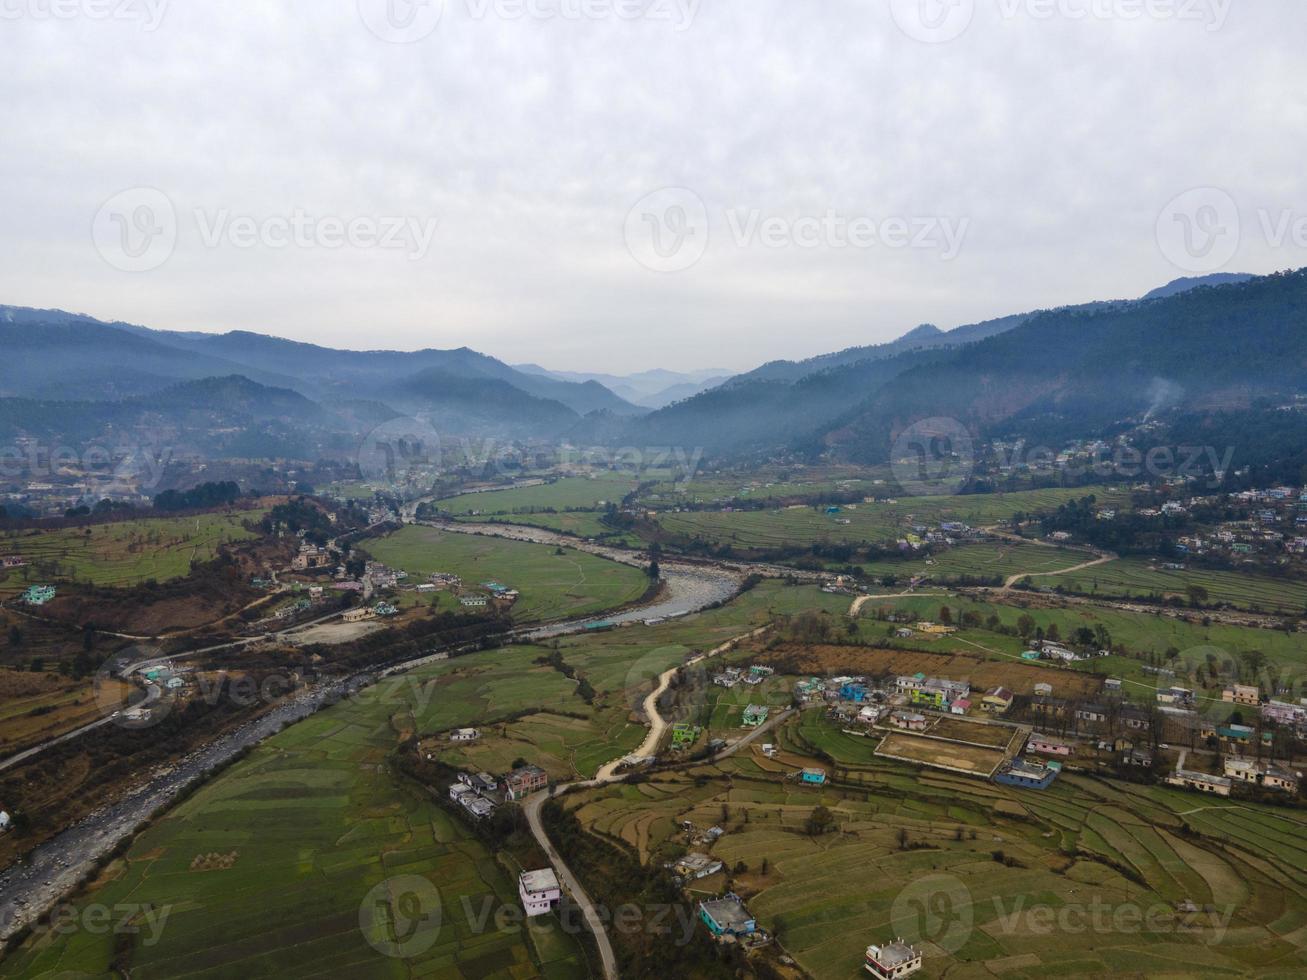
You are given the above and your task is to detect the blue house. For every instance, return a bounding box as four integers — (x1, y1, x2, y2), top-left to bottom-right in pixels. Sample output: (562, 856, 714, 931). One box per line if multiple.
(800, 768, 828, 785)
(993, 757, 1058, 790)
(699, 895, 756, 937)
(839, 683, 868, 702)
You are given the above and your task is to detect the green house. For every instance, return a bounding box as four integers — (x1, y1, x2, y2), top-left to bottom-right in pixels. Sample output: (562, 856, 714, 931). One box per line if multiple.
(742, 705, 769, 727)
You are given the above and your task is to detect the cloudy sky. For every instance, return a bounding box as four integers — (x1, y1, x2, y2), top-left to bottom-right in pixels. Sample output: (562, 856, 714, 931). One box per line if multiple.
(2, 0, 1304, 374)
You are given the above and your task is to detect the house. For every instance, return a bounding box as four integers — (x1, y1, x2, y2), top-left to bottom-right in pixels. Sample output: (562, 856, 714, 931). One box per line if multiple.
(1029, 700, 1071, 721)
(459, 595, 489, 608)
(864, 939, 923, 980)
(981, 688, 1014, 714)
(699, 894, 756, 938)
(1218, 724, 1255, 743)
(471, 772, 498, 793)
(1167, 768, 1232, 796)
(342, 608, 375, 623)
(840, 682, 869, 702)
(993, 757, 1058, 790)
(0, 811, 10, 832)
(890, 711, 928, 732)
(463, 796, 496, 819)
(1076, 703, 1108, 725)
(20, 585, 55, 606)
(1157, 687, 1195, 707)
(1223, 758, 1300, 793)
(742, 705, 769, 727)
(1123, 747, 1153, 768)
(671, 723, 700, 748)
(1103, 678, 1122, 693)
(950, 698, 971, 715)
(504, 764, 549, 801)
(450, 728, 480, 743)
(1223, 684, 1260, 706)
(519, 868, 561, 916)
(1033, 682, 1054, 697)
(800, 768, 828, 786)
(671, 853, 724, 881)
(1120, 706, 1151, 731)
(450, 783, 475, 803)
(857, 705, 883, 724)
(1027, 732, 1074, 757)
(714, 668, 743, 688)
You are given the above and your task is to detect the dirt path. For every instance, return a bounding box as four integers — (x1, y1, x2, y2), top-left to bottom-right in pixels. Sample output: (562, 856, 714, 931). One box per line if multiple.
(1001, 553, 1115, 590)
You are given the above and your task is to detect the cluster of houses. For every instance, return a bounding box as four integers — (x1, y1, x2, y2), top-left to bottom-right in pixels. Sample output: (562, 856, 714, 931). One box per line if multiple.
(447, 762, 551, 819)
(713, 664, 774, 688)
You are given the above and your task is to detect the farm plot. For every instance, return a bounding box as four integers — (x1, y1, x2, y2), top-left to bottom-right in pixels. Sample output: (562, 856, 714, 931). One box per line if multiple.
(435, 476, 637, 515)
(363, 524, 650, 622)
(875, 731, 1008, 775)
(0, 511, 261, 593)
(1053, 556, 1307, 613)
(4, 655, 588, 979)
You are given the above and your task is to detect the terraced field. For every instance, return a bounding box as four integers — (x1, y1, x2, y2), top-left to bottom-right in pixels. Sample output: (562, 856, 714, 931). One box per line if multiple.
(1052, 556, 1307, 613)
(4, 661, 589, 979)
(0, 511, 262, 593)
(566, 709, 1307, 978)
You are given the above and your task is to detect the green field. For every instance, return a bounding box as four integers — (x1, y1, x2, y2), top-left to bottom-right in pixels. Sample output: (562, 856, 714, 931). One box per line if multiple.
(363, 525, 650, 622)
(1052, 555, 1307, 613)
(859, 540, 1099, 583)
(435, 477, 637, 516)
(0, 511, 261, 593)
(656, 487, 1131, 551)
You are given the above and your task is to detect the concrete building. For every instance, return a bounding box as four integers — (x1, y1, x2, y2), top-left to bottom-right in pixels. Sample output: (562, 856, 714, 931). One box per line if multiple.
(865, 939, 922, 979)
(699, 894, 756, 938)
(519, 868, 561, 916)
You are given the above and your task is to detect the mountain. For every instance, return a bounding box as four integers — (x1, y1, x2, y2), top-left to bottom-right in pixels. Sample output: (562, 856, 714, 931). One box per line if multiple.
(622, 269, 1307, 459)
(514, 365, 728, 409)
(1141, 273, 1255, 301)
(822, 269, 1307, 460)
(0, 305, 640, 418)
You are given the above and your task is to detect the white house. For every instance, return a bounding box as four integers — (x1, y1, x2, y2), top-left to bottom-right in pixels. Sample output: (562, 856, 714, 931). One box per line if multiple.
(520, 868, 562, 916)
(450, 728, 480, 742)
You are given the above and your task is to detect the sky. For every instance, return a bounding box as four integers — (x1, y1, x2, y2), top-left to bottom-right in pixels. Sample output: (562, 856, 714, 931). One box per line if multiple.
(2, 0, 1305, 375)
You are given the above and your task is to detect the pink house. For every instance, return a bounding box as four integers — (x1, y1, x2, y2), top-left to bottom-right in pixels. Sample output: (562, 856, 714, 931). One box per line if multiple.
(950, 698, 971, 715)
(1027, 733, 1074, 757)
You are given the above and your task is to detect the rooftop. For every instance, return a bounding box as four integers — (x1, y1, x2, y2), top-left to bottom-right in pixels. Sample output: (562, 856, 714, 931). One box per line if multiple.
(867, 941, 919, 968)
(701, 895, 753, 931)
(520, 868, 560, 894)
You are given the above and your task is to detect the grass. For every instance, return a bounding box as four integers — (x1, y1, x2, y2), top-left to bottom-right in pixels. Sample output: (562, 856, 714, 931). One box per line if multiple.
(3, 657, 588, 980)
(655, 487, 1131, 551)
(0, 512, 261, 593)
(859, 541, 1099, 583)
(362, 524, 650, 622)
(435, 476, 637, 516)
(1051, 556, 1307, 613)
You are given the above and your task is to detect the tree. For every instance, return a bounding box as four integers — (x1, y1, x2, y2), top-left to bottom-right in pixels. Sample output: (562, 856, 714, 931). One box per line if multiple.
(1017, 614, 1036, 639)
(1186, 584, 1210, 608)
(806, 805, 835, 837)
(939, 606, 953, 626)
(647, 559, 660, 580)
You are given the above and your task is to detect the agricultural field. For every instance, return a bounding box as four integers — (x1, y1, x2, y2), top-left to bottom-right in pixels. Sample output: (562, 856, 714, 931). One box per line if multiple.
(858, 540, 1100, 584)
(1051, 555, 1307, 613)
(434, 476, 637, 516)
(362, 525, 651, 622)
(0, 672, 125, 756)
(4, 655, 589, 980)
(639, 467, 891, 506)
(0, 511, 262, 594)
(565, 709, 1307, 979)
(874, 731, 1008, 775)
(655, 487, 1130, 551)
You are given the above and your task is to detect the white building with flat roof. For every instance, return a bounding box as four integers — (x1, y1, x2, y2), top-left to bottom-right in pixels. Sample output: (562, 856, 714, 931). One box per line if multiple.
(520, 868, 561, 917)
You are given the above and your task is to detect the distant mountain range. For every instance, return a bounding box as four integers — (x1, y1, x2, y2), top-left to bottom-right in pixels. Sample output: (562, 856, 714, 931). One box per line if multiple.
(513, 365, 731, 409)
(1, 269, 1286, 469)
